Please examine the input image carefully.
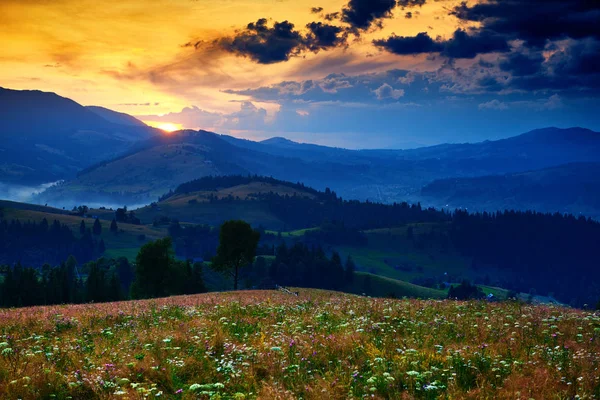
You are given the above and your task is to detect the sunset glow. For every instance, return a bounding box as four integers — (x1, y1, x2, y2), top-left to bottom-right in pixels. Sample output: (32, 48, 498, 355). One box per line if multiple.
(143, 121, 183, 133)
(0, 0, 598, 147)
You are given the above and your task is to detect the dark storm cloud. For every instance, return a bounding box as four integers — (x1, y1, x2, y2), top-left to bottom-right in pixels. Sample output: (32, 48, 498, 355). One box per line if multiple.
(311, 7, 324, 14)
(499, 52, 544, 77)
(215, 19, 305, 64)
(374, 29, 509, 58)
(213, 18, 347, 64)
(548, 39, 600, 77)
(373, 32, 442, 55)
(442, 29, 509, 59)
(451, 0, 600, 47)
(505, 39, 600, 91)
(397, 0, 426, 7)
(340, 0, 397, 32)
(305, 22, 348, 50)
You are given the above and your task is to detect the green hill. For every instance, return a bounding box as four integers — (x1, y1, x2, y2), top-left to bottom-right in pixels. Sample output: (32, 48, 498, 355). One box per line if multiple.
(0, 200, 167, 261)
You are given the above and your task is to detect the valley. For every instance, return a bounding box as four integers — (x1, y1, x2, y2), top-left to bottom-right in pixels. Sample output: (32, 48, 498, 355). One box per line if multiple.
(1, 175, 592, 306)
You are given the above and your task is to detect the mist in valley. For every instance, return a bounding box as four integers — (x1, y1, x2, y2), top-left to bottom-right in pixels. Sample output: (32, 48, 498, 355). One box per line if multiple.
(0, 181, 62, 204)
(0, 181, 150, 211)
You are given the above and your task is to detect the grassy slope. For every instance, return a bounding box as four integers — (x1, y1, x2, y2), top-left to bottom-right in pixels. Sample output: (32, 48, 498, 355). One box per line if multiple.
(0, 289, 597, 399)
(350, 272, 446, 299)
(0, 200, 69, 215)
(46, 143, 222, 198)
(136, 182, 318, 230)
(337, 224, 471, 282)
(1, 206, 166, 260)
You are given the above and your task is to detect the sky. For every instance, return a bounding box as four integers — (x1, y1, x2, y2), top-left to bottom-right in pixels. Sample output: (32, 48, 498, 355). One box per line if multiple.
(1, 0, 599, 149)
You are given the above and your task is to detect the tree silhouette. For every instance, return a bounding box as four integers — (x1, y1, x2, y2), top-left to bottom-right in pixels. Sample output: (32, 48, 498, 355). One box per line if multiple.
(93, 219, 102, 236)
(110, 218, 118, 233)
(132, 238, 174, 299)
(345, 256, 356, 284)
(212, 220, 260, 290)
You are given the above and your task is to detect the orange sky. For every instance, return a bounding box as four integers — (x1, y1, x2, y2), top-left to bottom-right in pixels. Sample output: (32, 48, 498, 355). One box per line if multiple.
(0, 0, 463, 120)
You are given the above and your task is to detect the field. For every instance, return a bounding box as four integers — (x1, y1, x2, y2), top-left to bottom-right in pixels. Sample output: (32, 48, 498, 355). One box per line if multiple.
(335, 229, 470, 284)
(0, 289, 599, 399)
(349, 272, 446, 300)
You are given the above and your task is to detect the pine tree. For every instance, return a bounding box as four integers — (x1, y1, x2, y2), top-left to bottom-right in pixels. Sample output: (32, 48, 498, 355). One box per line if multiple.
(345, 256, 356, 284)
(79, 220, 86, 235)
(329, 251, 344, 290)
(93, 218, 102, 236)
(110, 219, 118, 233)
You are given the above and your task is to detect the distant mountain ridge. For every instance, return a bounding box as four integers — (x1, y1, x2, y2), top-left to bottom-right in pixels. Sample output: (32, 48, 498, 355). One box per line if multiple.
(0, 87, 158, 184)
(2, 86, 600, 217)
(86, 106, 148, 127)
(421, 162, 600, 218)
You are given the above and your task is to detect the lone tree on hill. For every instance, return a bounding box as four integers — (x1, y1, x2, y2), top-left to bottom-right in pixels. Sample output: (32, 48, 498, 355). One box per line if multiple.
(132, 237, 174, 298)
(212, 220, 260, 290)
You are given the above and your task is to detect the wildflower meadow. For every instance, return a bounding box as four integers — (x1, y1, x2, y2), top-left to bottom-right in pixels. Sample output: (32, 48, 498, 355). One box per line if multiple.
(0, 289, 599, 399)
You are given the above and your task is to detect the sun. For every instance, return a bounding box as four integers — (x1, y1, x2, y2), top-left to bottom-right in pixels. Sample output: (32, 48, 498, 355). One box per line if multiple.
(143, 121, 183, 133)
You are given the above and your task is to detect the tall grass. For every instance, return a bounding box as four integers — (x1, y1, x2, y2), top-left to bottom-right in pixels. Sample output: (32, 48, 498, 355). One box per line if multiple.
(0, 289, 598, 399)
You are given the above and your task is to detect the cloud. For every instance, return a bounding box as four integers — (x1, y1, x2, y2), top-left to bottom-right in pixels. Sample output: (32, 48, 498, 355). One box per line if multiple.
(548, 38, 600, 77)
(374, 29, 509, 59)
(451, 0, 600, 47)
(373, 32, 443, 55)
(318, 74, 353, 93)
(373, 83, 405, 100)
(212, 18, 347, 64)
(305, 22, 348, 51)
(137, 106, 225, 129)
(478, 99, 508, 110)
(310, 7, 324, 14)
(397, 0, 427, 7)
(499, 51, 544, 77)
(340, 0, 397, 32)
(540, 94, 563, 110)
(442, 29, 509, 59)
(215, 19, 306, 64)
(118, 102, 160, 106)
(478, 95, 564, 111)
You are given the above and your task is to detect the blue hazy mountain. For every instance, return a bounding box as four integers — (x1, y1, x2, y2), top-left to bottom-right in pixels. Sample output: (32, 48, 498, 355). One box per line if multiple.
(421, 162, 600, 218)
(0, 87, 158, 184)
(3, 87, 600, 216)
(86, 106, 148, 127)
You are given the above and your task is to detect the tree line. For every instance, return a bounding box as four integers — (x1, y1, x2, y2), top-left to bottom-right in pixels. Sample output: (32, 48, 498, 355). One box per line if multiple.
(0, 217, 103, 267)
(0, 219, 361, 308)
(446, 209, 600, 306)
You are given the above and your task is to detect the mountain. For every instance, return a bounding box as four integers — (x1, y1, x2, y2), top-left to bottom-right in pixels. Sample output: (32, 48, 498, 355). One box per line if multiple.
(36, 130, 372, 208)
(0, 87, 158, 184)
(3, 87, 596, 214)
(399, 127, 600, 172)
(421, 162, 600, 218)
(221, 134, 364, 163)
(35, 124, 600, 213)
(86, 106, 148, 127)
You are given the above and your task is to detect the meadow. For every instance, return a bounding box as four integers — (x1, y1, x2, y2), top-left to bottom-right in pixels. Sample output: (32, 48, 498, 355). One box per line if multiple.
(0, 289, 599, 399)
